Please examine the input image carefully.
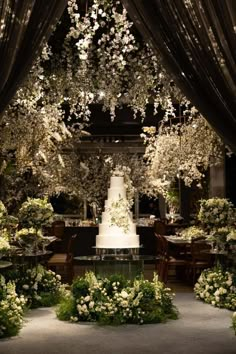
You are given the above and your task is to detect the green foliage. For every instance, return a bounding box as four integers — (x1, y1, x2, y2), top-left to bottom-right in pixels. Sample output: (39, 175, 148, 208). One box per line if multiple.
(72, 277, 90, 298)
(56, 295, 77, 321)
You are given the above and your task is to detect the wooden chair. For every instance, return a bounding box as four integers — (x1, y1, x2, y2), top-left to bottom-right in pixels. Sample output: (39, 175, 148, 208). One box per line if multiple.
(186, 237, 212, 284)
(154, 232, 165, 278)
(52, 220, 65, 239)
(47, 233, 78, 284)
(153, 220, 166, 235)
(159, 234, 187, 284)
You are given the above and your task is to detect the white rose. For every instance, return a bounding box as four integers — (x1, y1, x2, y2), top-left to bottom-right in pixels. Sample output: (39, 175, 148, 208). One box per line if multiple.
(121, 290, 128, 299)
(89, 301, 94, 309)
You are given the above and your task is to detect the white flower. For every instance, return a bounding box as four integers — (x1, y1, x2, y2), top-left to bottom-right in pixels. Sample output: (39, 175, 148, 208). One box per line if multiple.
(120, 290, 129, 299)
(89, 301, 94, 309)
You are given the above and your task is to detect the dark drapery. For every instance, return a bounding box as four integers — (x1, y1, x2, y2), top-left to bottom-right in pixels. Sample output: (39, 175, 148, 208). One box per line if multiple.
(121, 0, 236, 152)
(0, 0, 67, 114)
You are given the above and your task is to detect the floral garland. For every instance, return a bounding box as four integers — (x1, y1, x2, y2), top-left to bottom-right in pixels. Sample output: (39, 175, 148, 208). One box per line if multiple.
(57, 272, 178, 325)
(194, 267, 236, 310)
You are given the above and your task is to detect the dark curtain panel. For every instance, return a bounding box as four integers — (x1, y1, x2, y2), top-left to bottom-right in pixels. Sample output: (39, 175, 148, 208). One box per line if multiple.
(0, 0, 67, 114)
(121, 0, 236, 152)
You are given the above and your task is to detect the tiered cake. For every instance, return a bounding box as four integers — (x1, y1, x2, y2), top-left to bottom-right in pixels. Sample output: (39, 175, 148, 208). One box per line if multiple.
(96, 175, 139, 249)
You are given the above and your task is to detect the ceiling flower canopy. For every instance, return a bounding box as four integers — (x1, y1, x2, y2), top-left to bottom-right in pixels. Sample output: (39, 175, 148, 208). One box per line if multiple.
(0, 0, 227, 208)
(141, 108, 224, 194)
(49, 0, 184, 121)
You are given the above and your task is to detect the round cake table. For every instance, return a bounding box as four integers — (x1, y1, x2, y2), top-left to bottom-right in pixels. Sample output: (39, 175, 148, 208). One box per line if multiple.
(74, 253, 158, 279)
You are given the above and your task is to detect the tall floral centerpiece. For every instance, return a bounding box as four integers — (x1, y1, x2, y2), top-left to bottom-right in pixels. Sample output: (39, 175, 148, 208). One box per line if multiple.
(17, 198, 54, 253)
(198, 197, 236, 251)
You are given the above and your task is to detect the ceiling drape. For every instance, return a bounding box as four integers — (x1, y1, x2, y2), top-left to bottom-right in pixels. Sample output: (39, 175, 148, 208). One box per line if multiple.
(0, 0, 67, 115)
(121, 0, 236, 152)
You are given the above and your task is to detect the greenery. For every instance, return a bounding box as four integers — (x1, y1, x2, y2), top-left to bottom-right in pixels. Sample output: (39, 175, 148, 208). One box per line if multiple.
(194, 267, 236, 311)
(57, 272, 178, 325)
(0, 275, 26, 338)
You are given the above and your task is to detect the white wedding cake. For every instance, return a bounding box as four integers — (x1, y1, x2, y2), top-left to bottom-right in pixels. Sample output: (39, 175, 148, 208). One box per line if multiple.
(96, 174, 139, 249)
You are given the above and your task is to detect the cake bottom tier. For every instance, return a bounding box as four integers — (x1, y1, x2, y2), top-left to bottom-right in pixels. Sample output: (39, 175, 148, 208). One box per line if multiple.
(96, 234, 140, 249)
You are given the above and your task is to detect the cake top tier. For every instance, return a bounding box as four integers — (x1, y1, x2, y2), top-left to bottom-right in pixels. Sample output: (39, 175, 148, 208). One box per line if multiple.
(112, 166, 125, 177)
(110, 176, 125, 189)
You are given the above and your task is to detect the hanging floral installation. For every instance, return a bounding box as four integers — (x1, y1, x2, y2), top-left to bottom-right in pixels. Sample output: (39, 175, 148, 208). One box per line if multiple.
(60, 0, 183, 121)
(141, 108, 224, 197)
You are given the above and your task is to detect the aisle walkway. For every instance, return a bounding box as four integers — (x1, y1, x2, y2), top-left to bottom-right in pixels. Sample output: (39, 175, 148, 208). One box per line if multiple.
(0, 292, 235, 354)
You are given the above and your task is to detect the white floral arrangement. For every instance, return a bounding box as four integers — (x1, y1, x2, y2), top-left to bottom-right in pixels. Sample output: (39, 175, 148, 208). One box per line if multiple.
(0, 275, 26, 338)
(179, 226, 206, 240)
(108, 197, 132, 233)
(18, 197, 54, 229)
(194, 267, 236, 310)
(57, 272, 178, 325)
(10, 265, 65, 308)
(198, 198, 235, 228)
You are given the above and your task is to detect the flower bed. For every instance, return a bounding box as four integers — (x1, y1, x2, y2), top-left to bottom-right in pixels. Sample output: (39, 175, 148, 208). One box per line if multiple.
(57, 272, 178, 325)
(194, 267, 236, 310)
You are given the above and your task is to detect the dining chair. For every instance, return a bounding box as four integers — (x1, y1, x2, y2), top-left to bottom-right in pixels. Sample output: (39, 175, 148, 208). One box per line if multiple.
(47, 233, 78, 283)
(154, 232, 166, 279)
(159, 234, 187, 284)
(186, 236, 212, 284)
(52, 220, 65, 239)
(153, 220, 166, 235)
